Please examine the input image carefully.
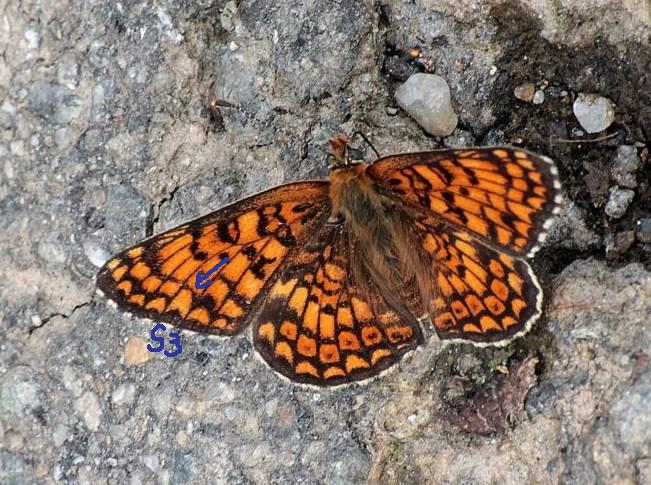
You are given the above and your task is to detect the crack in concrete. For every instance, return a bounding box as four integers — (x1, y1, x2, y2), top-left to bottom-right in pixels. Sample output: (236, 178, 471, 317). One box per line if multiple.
(28, 300, 92, 336)
(146, 184, 180, 237)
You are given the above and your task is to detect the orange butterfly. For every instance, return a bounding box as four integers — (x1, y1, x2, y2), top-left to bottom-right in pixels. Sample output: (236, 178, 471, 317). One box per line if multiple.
(97, 134, 562, 386)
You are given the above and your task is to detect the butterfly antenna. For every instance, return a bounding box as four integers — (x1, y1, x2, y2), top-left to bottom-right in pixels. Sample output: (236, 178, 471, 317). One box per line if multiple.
(351, 131, 381, 159)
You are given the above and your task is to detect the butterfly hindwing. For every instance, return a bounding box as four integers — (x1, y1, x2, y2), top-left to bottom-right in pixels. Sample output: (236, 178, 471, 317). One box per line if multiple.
(368, 147, 562, 256)
(417, 222, 542, 343)
(97, 182, 330, 335)
(253, 223, 423, 386)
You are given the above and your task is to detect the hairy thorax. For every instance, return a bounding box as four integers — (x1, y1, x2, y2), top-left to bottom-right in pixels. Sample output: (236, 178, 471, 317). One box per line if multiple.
(328, 164, 433, 321)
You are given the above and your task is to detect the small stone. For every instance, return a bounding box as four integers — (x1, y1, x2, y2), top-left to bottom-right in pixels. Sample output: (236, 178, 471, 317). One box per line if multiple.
(57, 55, 81, 89)
(54, 127, 70, 148)
(1, 99, 16, 115)
(111, 383, 135, 406)
(604, 188, 635, 219)
(606, 231, 636, 257)
(151, 389, 172, 417)
(83, 241, 110, 268)
(637, 218, 651, 244)
(143, 454, 160, 473)
(395, 73, 457, 137)
(24, 28, 41, 49)
(74, 391, 102, 432)
(385, 106, 398, 116)
(175, 430, 190, 447)
(514, 82, 535, 102)
(124, 336, 150, 366)
(573, 93, 616, 133)
(9, 140, 24, 157)
(611, 145, 640, 189)
(533, 89, 545, 104)
(52, 424, 70, 447)
(220, 1, 238, 32)
(54, 96, 83, 125)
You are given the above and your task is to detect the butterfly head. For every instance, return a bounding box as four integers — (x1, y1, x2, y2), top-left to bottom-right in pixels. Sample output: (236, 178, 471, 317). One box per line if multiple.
(327, 133, 365, 172)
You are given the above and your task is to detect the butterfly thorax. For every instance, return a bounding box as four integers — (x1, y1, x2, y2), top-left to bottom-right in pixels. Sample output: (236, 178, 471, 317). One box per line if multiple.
(328, 164, 432, 322)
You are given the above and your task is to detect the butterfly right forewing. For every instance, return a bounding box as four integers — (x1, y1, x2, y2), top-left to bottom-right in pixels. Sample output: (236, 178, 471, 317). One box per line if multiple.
(368, 147, 562, 257)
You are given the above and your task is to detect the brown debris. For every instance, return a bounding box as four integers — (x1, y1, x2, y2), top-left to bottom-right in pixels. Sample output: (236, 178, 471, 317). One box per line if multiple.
(445, 354, 539, 435)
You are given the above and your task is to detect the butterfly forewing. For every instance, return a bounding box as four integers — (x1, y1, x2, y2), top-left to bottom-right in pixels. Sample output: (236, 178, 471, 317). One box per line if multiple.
(368, 147, 561, 256)
(97, 182, 330, 335)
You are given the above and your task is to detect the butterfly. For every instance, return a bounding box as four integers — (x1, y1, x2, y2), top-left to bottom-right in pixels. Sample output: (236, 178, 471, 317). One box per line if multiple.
(97, 134, 562, 386)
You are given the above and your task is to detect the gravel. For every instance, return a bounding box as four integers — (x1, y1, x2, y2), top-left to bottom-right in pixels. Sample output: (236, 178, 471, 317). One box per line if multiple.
(514, 82, 535, 102)
(611, 145, 641, 189)
(605, 187, 636, 219)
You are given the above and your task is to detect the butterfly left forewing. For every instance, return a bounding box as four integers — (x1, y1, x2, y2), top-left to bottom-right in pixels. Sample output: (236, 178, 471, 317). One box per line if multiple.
(367, 147, 562, 257)
(97, 182, 330, 335)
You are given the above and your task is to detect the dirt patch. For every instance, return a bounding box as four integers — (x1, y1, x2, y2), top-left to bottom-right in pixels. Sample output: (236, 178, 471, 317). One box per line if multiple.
(489, 2, 650, 268)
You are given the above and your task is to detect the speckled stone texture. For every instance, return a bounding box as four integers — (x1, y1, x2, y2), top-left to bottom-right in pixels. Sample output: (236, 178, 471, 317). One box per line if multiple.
(1, 1, 649, 484)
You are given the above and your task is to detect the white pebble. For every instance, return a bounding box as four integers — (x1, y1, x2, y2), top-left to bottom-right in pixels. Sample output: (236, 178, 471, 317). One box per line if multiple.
(605, 188, 635, 219)
(573, 93, 615, 134)
(395, 73, 458, 137)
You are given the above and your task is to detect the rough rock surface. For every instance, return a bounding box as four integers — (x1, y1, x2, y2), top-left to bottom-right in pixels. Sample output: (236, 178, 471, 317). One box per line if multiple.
(1, 1, 649, 484)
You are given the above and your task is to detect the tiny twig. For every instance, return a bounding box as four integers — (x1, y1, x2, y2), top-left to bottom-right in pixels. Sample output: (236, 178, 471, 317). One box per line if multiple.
(550, 132, 619, 144)
(366, 440, 389, 485)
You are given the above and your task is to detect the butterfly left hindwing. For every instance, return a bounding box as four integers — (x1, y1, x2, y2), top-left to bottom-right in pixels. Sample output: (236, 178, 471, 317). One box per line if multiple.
(253, 222, 423, 386)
